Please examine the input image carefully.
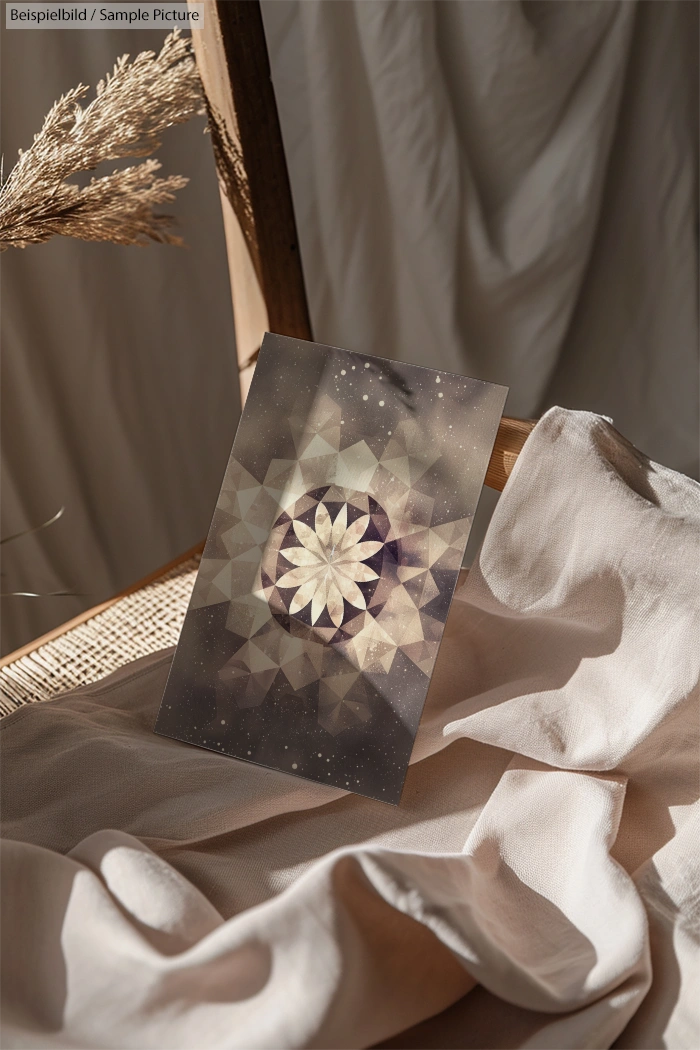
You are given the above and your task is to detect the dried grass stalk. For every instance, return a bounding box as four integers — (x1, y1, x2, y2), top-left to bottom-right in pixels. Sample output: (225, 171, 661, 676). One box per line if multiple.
(0, 29, 204, 250)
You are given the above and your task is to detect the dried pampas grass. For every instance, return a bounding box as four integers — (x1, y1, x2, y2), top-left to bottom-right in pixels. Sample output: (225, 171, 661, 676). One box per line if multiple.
(0, 29, 204, 251)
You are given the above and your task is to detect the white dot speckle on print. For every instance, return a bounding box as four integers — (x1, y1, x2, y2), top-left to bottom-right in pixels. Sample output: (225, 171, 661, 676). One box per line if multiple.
(318, 753, 322, 757)
(379, 400, 385, 407)
(292, 763, 298, 770)
(438, 392, 443, 398)
(340, 369, 346, 375)
(364, 362, 370, 368)
(435, 377, 441, 383)
(220, 720, 226, 725)
(247, 750, 251, 755)
(363, 394, 368, 400)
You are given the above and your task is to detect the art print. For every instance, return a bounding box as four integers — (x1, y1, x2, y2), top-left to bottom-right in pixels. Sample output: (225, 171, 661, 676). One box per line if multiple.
(155, 334, 507, 803)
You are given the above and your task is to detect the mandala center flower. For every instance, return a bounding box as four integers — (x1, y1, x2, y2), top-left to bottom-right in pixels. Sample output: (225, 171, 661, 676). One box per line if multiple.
(275, 501, 383, 630)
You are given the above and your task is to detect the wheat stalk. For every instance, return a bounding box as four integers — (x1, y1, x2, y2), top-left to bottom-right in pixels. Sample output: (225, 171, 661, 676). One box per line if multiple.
(0, 29, 204, 250)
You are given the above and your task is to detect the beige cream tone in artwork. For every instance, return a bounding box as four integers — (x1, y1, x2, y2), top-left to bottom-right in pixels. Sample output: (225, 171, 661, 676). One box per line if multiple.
(156, 335, 507, 802)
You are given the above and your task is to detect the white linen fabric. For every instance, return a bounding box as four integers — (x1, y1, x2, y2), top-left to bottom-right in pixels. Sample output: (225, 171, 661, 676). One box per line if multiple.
(262, 0, 698, 476)
(1, 409, 698, 1049)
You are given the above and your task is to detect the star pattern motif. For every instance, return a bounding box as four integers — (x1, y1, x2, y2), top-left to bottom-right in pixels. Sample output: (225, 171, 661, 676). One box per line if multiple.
(277, 503, 383, 627)
(191, 393, 472, 735)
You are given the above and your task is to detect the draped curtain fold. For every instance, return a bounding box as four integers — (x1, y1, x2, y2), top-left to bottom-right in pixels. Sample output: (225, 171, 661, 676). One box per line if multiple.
(262, 0, 698, 465)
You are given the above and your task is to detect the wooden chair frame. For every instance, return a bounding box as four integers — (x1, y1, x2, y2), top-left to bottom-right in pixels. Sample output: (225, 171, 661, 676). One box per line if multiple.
(0, 0, 534, 672)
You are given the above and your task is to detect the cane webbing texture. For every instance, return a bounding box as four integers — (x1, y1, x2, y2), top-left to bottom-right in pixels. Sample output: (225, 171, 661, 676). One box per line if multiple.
(0, 558, 199, 716)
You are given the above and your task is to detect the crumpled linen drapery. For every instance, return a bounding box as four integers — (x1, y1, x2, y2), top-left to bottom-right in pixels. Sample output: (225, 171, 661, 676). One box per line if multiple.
(1, 409, 698, 1049)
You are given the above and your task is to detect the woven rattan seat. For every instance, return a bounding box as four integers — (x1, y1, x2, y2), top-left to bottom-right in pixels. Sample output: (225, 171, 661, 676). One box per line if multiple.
(0, 554, 200, 714)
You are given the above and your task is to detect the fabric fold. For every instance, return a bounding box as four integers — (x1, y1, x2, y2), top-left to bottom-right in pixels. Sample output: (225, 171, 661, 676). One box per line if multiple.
(1, 408, 698, 1048)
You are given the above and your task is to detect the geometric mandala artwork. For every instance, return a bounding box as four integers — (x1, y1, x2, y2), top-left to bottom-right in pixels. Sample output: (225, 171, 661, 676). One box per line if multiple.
(155, 334, 507, 804)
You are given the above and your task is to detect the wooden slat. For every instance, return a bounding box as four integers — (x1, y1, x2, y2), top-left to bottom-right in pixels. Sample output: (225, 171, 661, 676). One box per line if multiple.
(214, 0, 311, 342)
(485, 418, 537, 490)
(190, 0, 311, 399)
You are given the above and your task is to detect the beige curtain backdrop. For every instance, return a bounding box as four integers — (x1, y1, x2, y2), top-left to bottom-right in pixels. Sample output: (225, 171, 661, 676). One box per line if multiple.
(262, 0, 698, 468)
(1, 26, 239, 655)
(2, 0, 698, 655)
